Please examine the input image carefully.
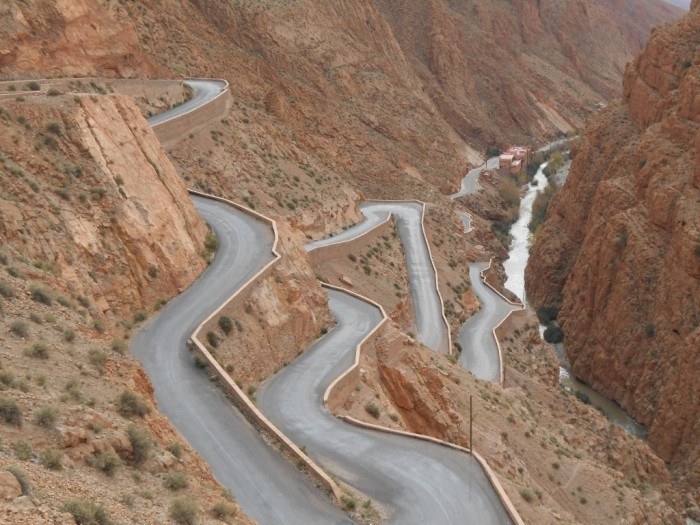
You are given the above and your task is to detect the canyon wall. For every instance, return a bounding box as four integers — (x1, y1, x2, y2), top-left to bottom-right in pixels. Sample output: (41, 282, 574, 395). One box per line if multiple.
(375, 0, 683, 147)
(526, 4, 699, 487)
(1, 0, 681, 206)
(0, 0, 162, 78)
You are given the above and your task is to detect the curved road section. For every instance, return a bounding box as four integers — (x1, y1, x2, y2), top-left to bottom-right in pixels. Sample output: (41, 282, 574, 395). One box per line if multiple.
(258, 289, 512, 525)
(132, 80, 511, 523)
(134, 81, 349, 524)
(307, 201, 448, 353)
(450, 156, 500, 199)
(132, 198, 349, 525)
(146, 79, 227, 126)
(457, 263, 519, 382)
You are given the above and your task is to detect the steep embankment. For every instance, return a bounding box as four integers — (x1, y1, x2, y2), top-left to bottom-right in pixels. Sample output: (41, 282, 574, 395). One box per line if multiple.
(526, 2, 699, 490)
(0, 93, 207, 321)
(0, 91, 251, 523)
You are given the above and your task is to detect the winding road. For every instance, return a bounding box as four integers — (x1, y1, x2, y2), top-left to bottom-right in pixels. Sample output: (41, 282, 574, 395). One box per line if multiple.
(457, 263, 519, 382)
(308, 201, 449, 354)
(146, 79, 227, 126)
(129, 80, 513, 524)
(450, 156, 500, 199)
(132, 197, 350, 524)
(258, 289, 512, 525)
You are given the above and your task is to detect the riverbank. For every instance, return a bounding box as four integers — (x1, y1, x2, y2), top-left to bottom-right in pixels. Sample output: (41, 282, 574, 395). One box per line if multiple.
(502, 153, 646, 437)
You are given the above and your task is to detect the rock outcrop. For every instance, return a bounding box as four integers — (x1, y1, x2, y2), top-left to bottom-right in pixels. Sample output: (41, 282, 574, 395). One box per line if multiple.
(0, 93, 207, 322)
(526, 3, 699, 489)
(0, 0, 161, 78)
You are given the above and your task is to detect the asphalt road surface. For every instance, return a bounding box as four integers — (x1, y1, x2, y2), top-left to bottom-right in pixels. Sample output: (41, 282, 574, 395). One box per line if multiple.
(308, 201, 448, 353)
(457, 263, 520, 382)
(132, 79, 512, 523)
(131, 203, 349, 523)
(146, 79, 227, 126)
(450, 156, 500, 199)
(258, 289, 513, 525)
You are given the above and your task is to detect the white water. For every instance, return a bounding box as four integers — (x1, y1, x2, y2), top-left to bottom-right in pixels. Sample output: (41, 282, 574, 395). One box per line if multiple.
(503, 162, 548, 301)
(502, 157, 647, 438)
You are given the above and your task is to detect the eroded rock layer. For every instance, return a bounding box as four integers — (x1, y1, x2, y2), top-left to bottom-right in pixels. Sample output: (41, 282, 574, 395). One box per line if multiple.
(526, 3, 699, 486)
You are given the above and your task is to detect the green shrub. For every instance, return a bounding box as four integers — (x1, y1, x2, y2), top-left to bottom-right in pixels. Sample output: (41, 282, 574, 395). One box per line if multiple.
(25, 81, 40, 91)
(0, 396, 22, 426)
(40, 448, 62, 470)
(47, 88, 61, 97)
(520, 488, 535, 503)
(211, 501, 237, 521)
(126, 424, 151, 465)
(90, 451, 121, 476)
(170, 496, 198, 525)
(63, 328, 76, 342)
(34, 405, 59, 428)
(88, 349, 107, 372)
(4, 466, 31, 495)
(204, 231, 219, 253)
(46, 122, 61, 135)
(194, 354, 208, 369)
(111, 338, 127, 354)
(10, 321, 28, 338)
(29, 283, 53, 305)
(206, 331, 219, 348)
(12, 439, 32, 460)
(167, 442, 183, 459)
(364, 402, 380, 419)
(341, 494, 357, 510)
(163, 471, 189, 491)
(0, 281, 14, 298)
(24, 342, 49, 359)
(64, 378, 82, 400)
(0, 370, 15, 389)
(218, 316, 233, 335)
(543, 325, 564, 344)
(117, 390, 151, 418)
(133, 311, 147, 323)
(535, 306, 560, 324)
(62, 500, 111, 525)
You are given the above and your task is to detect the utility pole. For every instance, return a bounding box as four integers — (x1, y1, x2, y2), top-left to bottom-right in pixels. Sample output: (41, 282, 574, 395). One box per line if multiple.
(469, 395, 473, 454)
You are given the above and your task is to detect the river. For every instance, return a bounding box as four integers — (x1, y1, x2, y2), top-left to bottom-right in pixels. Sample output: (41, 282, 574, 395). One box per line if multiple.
(502, 157, 647, 437)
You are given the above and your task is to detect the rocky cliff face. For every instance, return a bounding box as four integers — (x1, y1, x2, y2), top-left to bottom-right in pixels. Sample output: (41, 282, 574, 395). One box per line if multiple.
(0, 93, 251, 523)
(375, 0, 683, 147)
(0, 93, 207, 322)
(0, 0, 161, 78)
(526, 3, 699, 490)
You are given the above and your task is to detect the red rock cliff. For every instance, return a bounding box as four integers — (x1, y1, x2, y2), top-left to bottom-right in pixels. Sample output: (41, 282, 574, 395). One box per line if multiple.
(526, 4, 699, 488)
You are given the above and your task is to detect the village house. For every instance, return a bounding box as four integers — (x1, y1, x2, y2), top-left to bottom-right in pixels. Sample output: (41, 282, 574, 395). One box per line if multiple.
(498, 146, 532, 176)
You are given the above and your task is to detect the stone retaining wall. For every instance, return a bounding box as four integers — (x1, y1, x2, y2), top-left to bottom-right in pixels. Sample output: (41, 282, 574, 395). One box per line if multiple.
(151, 81, 231, 149)
(308, 215, 393, 266)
